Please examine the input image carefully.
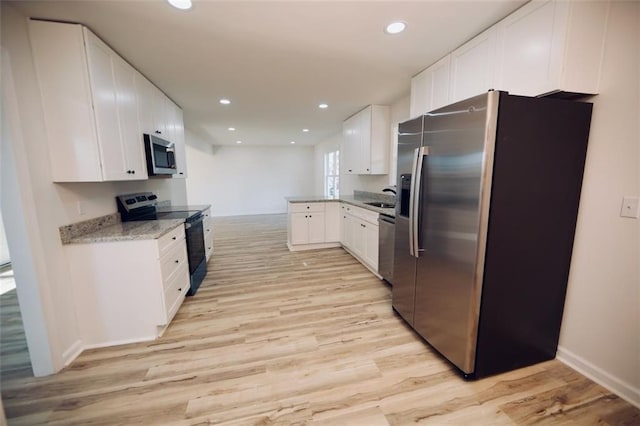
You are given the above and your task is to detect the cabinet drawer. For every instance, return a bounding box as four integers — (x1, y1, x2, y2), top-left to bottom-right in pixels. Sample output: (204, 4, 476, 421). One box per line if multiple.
(161, 263, 189, 324)
(289, 202, 325, 213)
(157, 224, 185, 257)
(344, 204, 379, 225)
(160, 241, 188, 286)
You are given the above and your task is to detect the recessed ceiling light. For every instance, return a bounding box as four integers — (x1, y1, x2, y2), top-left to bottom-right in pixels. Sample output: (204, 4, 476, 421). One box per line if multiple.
(290, 141, 296, 144)
(219, 99, 231, 105)
(167, 0, 192, 10)
(236, 140, 242, 144)
(228, 127, 236, 131)
(385, 21, 407, 35)
(302, 128, 309, 132)
(318, 103, 328, 109)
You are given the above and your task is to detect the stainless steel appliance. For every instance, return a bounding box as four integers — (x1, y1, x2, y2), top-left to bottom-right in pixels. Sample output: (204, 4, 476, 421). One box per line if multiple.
(144, 134, 177, 176)
(393, 91, 592, 379)
(378, 214, 395, 284)
(117, 192, 207, 295)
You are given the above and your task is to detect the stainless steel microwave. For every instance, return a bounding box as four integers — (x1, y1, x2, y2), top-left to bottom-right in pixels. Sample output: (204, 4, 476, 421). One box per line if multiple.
(144, 133, 177, 176)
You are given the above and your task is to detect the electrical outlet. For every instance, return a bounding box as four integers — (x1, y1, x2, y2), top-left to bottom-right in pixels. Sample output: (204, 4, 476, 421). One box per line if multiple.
(620, 196, 639, 219)
(76, 200, 85, 216)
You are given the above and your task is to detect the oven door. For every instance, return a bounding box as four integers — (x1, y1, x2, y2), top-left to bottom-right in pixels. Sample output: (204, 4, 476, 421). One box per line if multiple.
(185, 214, 206, 295)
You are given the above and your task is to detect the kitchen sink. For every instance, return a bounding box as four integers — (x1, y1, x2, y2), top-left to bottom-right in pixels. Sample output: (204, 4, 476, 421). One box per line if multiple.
(364, 201, 395, 209)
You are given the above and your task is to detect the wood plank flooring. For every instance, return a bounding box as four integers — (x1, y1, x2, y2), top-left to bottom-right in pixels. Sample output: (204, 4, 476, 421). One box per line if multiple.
(1, 214, 639, 425)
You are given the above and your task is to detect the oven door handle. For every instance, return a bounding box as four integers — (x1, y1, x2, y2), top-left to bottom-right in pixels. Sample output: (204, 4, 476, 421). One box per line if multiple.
(185, 214, 204, 229)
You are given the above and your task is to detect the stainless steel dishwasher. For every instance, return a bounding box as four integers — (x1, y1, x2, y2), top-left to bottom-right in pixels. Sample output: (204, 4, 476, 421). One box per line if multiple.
(378, 214, 395, 285)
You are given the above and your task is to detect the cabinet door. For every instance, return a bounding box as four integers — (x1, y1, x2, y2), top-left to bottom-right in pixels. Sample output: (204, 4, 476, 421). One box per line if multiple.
(410, 69, 430, 117)
(341, 213, 355, 250)
(359, 107, 372, 174)
(449, 28, 497, 103)
(290, 213, 309, 245)
(410, 55, 451, 115)
(135, 73, 155, 135)
(352, 219, 366, 258)
(495, 0, 558, 96)
(171, 104, 188, 178)
(430, 55, 451, 110)
(307, 212, 325, 244)
(152, 86, 168, 137)
(84, 30, 126, 181)
(113, 56, 147, 179)
(28, 20, 103, 182)
(363, 222, 379, 271)
(325, 203, 341, 243)
(342, 113, 360, 174)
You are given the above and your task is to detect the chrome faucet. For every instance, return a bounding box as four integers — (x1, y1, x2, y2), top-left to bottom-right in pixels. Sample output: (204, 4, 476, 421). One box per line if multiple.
(382, 186, 396, 195)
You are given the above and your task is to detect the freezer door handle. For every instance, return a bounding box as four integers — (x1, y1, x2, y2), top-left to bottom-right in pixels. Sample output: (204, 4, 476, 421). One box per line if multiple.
(409, 146, 428, 258)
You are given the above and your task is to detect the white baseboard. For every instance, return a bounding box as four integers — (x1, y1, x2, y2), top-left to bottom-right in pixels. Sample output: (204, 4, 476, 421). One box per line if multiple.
(61, 339, 83, 367)
(286, 242, 341, 252)
(556, 346, 640, 409)
(82, 335, 156, 350)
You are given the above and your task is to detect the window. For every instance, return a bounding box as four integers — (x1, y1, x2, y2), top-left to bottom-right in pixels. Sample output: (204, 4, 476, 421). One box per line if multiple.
(324, 150, 339, 198)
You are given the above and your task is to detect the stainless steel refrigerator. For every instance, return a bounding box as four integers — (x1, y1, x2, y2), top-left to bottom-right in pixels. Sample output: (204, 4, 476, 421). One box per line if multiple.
(393, 91, 592, 379)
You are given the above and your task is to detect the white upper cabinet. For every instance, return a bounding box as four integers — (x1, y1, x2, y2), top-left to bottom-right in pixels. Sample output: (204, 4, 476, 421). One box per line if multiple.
(135, 75, 187, 178)
(495, 0, 610, 97)
(410, 55, 451, 117)
(410, 0, 610, 114)
(449, 27, 498, 104)
(29, 20, 187, 182)
(342, 105, 390, 175)
(169, 102, 188, 178)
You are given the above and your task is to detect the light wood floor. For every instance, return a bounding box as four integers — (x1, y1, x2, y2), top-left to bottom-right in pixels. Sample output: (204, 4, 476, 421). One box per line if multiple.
(1, 214, 638, 425)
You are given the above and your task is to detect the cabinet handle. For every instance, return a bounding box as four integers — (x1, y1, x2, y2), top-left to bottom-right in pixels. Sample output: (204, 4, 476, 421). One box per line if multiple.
(348, 169, 352, 172)
(132, 170, 135, 174)
(179, 172, 184, 175)
(306, 206, 310, 209)
(172, 236, 177, 240)
(155, 130, 162, 134)
(178, 288, 182, 292)
(175, 259, 179, 263)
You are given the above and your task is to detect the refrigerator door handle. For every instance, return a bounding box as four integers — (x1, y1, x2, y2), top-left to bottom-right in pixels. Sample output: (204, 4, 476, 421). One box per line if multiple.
(409, 146, 428, 258)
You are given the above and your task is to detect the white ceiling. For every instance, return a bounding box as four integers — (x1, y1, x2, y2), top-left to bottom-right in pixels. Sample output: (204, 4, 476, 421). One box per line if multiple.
(12, 0, 527, 146)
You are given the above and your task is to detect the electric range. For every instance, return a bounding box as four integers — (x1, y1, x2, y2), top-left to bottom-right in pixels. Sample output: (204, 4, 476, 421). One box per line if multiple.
(116, 192, 207, 296)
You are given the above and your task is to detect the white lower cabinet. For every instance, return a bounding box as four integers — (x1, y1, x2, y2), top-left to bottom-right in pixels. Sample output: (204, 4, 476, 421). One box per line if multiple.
(67, 224, 189, 347)
(203, 207, 214, 261)
(287, 202, 341, 251)
(340, 203, 379, 274)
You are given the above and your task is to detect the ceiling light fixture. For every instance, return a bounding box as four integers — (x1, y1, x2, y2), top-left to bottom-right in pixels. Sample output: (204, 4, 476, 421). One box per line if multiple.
(219, 99, 231, 105)
(236, 140, 242, 144)
(290, 141, 296, 144)
(385, 21, 407, 35)
(302, 128, 309, 133)
(228, 127, 236, 131)
(167, 0, 192, 10)
(318, 103, 328, 109)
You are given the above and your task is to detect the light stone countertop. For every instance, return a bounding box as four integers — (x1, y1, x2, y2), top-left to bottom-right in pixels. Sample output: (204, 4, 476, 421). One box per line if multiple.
(286, 195, 395, 218)
(64, 219, 185, 244)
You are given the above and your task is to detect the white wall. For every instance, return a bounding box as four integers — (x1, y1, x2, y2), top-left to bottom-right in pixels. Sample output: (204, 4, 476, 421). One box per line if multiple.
(1, 3, 187, 375)
(557, 0, 640, 407)
(185, 131, 314, 216)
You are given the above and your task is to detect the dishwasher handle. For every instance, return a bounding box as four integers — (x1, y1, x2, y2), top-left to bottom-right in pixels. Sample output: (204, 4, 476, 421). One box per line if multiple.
(378, 215, 395, 225)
